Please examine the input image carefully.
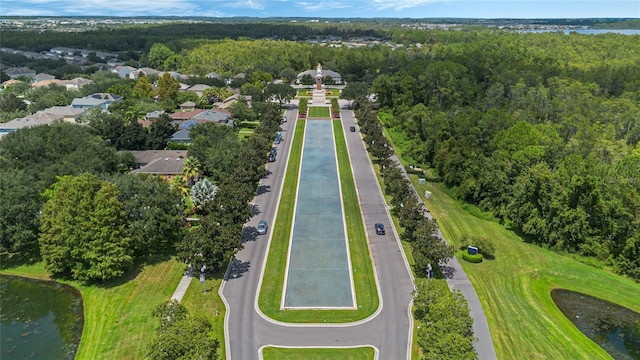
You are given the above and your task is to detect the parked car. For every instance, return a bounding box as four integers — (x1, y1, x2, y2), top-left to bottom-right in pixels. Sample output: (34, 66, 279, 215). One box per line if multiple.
(268, 153, 276, 162)
(282, 117, 287, 123)
(349, 126, 356, 132)
(257, 220, 268, 235)
(375, 223, 385, 235)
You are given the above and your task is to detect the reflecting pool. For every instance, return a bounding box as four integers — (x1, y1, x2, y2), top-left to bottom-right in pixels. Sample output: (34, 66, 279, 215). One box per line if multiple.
(0, 275, 84, 359)
(551, 289, 640, 360)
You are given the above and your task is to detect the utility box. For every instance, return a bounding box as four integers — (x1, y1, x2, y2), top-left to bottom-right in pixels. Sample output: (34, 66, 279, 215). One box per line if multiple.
(419, 178, 426, 185)
(425, 191, 432, 199)
(467, 246, 478, 255)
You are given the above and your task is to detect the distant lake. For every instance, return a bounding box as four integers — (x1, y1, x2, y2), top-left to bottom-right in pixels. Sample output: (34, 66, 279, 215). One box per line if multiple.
(0, 275, 84, 360)
(520, 29, 640, 35)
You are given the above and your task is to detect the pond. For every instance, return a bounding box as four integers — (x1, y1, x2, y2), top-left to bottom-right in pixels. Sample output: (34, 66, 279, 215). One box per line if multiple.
(551, 289, 640, 360)
(0, 275, 84, 360)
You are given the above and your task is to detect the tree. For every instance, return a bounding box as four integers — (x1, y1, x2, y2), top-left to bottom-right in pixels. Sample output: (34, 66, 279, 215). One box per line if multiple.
(182, 156, 202, 186)
(176, 215, 242, 271)
(147, 113, 175, 150)
(147, 43, 175, 70)
(111, 173, 183, 256)
(133, 76, 154, 98)
(301, 74, 314, 86)
(190, 177, 219, 212)
(264, 83, 296, 106)
(411, 220, 454, 274)
(39, 174, 133, 282)
(147, 300, 219, 360)
(156, 72, 180, 108)
(228, 100, 256, 123)
(0, 91, 27, 112)
(340, 82, 370, 106)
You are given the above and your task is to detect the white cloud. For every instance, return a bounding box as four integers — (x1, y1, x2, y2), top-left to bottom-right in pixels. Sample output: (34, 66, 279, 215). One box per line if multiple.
(295, 1, 351, 12)
(371, 0, 445, 11)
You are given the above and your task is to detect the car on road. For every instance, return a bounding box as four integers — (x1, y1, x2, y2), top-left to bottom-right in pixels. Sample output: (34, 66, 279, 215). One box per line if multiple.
(375, 223, 385, 235)
(257, 220, 268, 235)
(268, 153, 276, 162)
(270, 147, 277, 156)
(282, 117, 287, 123)
(349, 126, 356, 132)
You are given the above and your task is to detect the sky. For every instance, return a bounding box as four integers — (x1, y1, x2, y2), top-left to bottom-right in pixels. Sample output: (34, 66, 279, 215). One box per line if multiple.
(1, 0, 639, 19)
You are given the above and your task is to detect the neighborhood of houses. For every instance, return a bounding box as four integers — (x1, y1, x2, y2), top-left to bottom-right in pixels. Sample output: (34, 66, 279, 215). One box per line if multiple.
(1, 49, 345, 180)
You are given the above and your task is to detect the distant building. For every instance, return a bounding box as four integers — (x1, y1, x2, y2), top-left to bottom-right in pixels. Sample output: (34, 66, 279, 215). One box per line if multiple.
(5, 67, 36, 79)
(71, 93, 121, 110)
(296, 64, 342, 85)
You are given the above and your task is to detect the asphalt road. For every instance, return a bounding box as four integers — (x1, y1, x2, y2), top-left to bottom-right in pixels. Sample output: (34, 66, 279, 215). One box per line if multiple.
(220, 104, 415, 359)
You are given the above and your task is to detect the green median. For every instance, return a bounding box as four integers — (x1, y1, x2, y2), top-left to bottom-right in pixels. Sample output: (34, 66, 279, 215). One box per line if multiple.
(258, 120, 379, 322)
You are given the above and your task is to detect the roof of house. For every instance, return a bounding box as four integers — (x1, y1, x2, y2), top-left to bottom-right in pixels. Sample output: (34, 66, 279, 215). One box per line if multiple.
(192, 109, 230, 123)
(187, 84, 210, 92)
(145, 110, 165, 119)
(133, 157, 185, 175)
(170, 128, 191, 142)
(170, 109, 205, 121)
(206, 72, 222, 79)
(129, 150, 188, 166)
(71, 97, 107, 107)
(297, 69, 341, 79)
(138, 67, 160, 76)
(1, 79, 22, 87)
(43, 106, 86, 117)
(31, 79, 63, 87)
(0, 113, 60, 131)
(33, 73, 56, 81)
(180, 101, 197, 108)
(5, 67, 36, 77)
(61, 77, 93, 86)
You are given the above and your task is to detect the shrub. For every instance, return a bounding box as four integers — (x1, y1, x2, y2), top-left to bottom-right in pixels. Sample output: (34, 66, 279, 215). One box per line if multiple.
(460, 234, 495, 259)
(462, 251, 483, 263)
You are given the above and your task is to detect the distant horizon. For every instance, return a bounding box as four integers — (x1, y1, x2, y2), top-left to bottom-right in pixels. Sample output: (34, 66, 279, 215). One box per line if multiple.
(1, 1, 638, 20)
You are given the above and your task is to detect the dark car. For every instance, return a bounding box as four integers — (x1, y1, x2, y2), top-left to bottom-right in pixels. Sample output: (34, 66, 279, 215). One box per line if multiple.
(349, 126, 356, 132)
(268, 153, 276, 162)
(257, 220, 268, 235)
(270, 147, 277, 156)
(375, 223, 385, 235)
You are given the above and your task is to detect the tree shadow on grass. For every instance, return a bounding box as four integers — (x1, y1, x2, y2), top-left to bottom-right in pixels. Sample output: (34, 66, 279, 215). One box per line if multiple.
(0, 252, 41, 271)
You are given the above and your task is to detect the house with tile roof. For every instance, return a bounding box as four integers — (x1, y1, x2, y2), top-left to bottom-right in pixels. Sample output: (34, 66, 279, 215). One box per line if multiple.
(60, 77, 93, 91)
(33, 73, 56, 82)
(186, 84, 211, 97)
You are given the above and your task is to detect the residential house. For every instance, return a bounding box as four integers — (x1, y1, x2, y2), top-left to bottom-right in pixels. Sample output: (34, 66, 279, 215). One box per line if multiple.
(131, 150, 188, 181)
(31, 79, 63, 88)
(71, 93, 121, 110)
(137, 67, 161, 77)
(43, 106, 86, 122)
(215, 94, 252, 110)
(139, 110, 166, 127)
(186, 84, 210, 97)
(170, 109, 205, 126)
(296, 68, 342, 84)
(179, 101, 197, 111)
(60, 77, 93, 91)
(169, 128, 192, 144)
(5, 67, 36, 79)
(107, 58, 125, 67)
(33, 73, 56, 82)
(206, 72, 223, 79)
(113, 65, 138, 79)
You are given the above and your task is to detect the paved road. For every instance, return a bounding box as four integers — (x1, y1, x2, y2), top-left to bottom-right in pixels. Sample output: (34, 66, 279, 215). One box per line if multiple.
(220, 105, 415, 359)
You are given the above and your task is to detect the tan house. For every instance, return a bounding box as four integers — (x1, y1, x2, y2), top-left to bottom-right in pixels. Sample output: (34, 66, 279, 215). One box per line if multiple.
(130, 150, 188, 181)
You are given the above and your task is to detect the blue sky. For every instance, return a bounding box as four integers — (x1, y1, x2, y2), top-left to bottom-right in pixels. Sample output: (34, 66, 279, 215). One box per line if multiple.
(1, 0, 639, 19)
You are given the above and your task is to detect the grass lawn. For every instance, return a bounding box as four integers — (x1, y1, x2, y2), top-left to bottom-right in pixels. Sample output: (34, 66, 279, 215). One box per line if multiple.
(0, 258, 185, 359)
(262, 346, 375, 359)
(411, 179, 640, 359)
(307, 106, 331, 118)
(180, 270, 227, 359)
(258, 120, 379, 322)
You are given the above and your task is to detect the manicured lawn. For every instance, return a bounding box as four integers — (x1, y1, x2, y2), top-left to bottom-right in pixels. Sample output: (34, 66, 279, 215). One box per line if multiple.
(181, 270, 227, 359)
(1, 258, 185, 360)
(258, 120, 379, 322)
(411, 179, 640, 359)
(262, 346, 375, 360)
(307, 106, 331, 118)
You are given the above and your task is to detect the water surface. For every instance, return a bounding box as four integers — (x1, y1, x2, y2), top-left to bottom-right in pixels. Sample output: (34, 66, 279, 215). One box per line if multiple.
(0, 275, 84, 360)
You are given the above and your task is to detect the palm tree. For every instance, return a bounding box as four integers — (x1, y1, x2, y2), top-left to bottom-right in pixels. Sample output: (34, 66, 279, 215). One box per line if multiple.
(182, 156, 202, 186)
(171, 176, 189, 198)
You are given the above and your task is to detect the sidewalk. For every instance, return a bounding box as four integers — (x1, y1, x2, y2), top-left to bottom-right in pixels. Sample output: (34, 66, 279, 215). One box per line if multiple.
(390, 154, 498, 360)
(170, 275, 192, 302)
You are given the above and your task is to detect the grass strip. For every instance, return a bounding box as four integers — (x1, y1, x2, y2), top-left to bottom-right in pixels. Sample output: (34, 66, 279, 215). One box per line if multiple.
(258, 120, 378, 322)
(411, 178, 640, 359)
(307, 106, 331, 118)
(262, 346, 376, 360)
